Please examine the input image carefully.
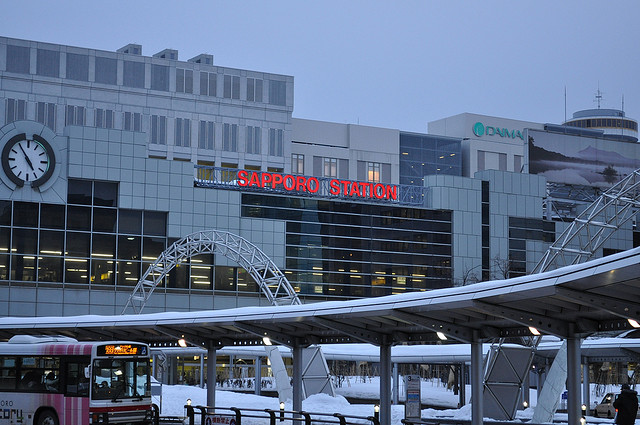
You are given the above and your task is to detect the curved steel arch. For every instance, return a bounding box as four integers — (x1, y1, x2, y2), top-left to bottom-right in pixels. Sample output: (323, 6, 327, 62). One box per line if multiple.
(533, 169, 640, 274)
(122, 230, 301, 314)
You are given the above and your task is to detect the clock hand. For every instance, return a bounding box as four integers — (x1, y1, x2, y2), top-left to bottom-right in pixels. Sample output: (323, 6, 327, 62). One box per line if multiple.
(18, 143, 35, 171)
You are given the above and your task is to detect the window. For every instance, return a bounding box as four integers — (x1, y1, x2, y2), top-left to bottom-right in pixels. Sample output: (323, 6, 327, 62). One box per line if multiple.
(223, 75, 240, 99)
(477, 150, 485, 171)
(151, 64, 169, 91)
(175, 118, 191, 147)
(499, 153, 507, 171)
(176, 69, 193, 94)
(223, 123, 238, 152)
(94, 57, 117, 85)
(5, 99, 26, 124)
(246, 126, 261, 154)
(269, 128, 283, 157)
(367, 162, 381, 183)
(269, 80, 286, 106)
(36, 49, 59, 78)
(199, 121, 214, 150)
(123, 61, 145, 88)
(292, 154, 304, 174)
(95, 108, 114, 129)
(514, 155, 523, 173)
(36, 102, 56, 131)
(65, 53, 89, 81)
(150, 115, 167, 145)
(246, 78, 263, 102)
(65, 105, 85, 126)
(200, 72, 216, 96)
(323, 157, 337, 178)
(124, 112, 142, 132)
(6, 45, 30, 74)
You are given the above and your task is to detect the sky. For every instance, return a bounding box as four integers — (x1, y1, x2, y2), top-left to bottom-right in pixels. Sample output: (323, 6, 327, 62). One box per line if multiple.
(3, 1, 639, 133)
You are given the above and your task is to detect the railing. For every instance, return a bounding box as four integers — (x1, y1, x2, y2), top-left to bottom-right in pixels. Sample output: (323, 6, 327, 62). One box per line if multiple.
(185, 405, 380, 425)
(194, 166, 428, 206)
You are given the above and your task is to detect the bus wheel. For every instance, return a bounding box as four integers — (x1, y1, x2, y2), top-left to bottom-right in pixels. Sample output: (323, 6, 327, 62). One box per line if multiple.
(37, 409, 59, 425)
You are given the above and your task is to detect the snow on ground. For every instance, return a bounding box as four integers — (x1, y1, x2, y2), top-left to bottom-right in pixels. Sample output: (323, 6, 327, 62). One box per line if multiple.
(154, 378, 635, 425)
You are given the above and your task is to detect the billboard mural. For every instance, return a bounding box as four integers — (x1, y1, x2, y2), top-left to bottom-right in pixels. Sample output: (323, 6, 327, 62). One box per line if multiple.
(527, 128, 640, 188)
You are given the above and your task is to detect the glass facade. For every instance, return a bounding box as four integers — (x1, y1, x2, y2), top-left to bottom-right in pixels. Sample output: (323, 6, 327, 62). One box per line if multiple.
(399, 133, 462, 186)
(508, 217, 555, 277)
(242, 193, 453, 299)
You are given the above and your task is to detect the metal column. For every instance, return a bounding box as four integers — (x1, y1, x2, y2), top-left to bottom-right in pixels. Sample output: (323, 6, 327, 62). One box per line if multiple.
(207, 345, 217, 408)
(471, 333, 483, 425)
(200, 355, 205, 388)
(293, 344, 303, 412)
(392, 362, 399, 405)
(255, 356, 262, 395)
(582, 362, 590, 415)
(566, 335, 582, 425)
(380, 343, 392, 425)
(459, 363, 466, 407)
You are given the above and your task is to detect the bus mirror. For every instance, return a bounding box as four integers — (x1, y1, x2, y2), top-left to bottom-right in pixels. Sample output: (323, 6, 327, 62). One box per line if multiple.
(84, 366, 91, 379)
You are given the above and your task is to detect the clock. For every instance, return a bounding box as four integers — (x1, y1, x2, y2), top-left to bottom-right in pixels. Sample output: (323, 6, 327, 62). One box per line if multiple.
(1, 133, 56, 188)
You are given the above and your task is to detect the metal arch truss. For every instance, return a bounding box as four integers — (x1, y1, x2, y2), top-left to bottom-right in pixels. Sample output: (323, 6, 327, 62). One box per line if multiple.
(122, 230, 301, 314)
(533, 169, 640, 274)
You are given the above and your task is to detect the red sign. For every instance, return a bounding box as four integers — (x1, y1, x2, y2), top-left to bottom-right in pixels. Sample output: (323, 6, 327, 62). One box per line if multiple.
(237, 170, 397, 201)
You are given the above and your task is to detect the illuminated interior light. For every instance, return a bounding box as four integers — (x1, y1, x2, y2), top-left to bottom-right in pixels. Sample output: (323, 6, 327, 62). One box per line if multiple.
(40, 250, 62, 255)
(628, 318, 640, 328)
(528, 326, 541, 335)
(262, 336, 272, 346)
(436, 332, 447, 341)
(178, 338, 187, 348)
(92, 253, 113, 258)
(65, 258, 87, 262)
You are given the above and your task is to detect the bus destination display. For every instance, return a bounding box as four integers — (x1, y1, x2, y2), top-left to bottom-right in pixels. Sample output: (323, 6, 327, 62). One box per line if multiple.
(97, 344, 147, 356)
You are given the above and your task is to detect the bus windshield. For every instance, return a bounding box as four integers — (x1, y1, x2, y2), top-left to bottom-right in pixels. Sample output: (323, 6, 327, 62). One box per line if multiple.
(92, 358, 151, 400)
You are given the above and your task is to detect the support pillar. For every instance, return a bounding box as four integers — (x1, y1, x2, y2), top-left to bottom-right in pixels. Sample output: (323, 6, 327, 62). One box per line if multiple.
(566, 335, 582, 425)
(293, 344, 303, 412)
(459, 364, 466, 408)
(582, 361, 590, 416)
(200, 355, 205, 388)
(255, 356, 262, 395)
(392, 362, 399, 404)
(380, 343, 392, 425)
(471, 332, 483, 425)
(207, 345, 217, 408)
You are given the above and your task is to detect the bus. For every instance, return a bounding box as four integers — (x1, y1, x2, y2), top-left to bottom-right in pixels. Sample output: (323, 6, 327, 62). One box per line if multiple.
(0, 335, 153, 425)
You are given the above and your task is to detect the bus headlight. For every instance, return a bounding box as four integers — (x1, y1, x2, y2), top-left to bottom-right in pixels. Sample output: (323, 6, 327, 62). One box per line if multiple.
(91, 412, 108, 424)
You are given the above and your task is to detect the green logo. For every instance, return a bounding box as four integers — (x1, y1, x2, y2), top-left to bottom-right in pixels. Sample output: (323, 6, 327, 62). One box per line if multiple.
(473, 122, 485, 137)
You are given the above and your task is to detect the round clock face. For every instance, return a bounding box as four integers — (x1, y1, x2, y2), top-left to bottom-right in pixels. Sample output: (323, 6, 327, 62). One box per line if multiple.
(1, 133, 56, 188)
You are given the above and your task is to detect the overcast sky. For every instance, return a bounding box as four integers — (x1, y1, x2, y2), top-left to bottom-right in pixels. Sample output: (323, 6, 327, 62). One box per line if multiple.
(3, 1, 639, 133)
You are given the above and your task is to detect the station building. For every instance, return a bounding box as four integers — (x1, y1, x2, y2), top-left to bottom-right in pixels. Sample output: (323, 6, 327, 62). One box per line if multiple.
(0, 36, 637, 318)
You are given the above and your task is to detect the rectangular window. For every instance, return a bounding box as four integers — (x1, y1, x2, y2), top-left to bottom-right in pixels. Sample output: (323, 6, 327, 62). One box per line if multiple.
(200, 72, 216, 96)
(151, 64, 169, 91)
(94, 57, 117, 85)
(323, 157, 337, 178)
(65, 105, 85, 126)
(5, 99, 26, 124)
(292, 154, 304, 174)
(223, 123, 238, 152)
(477, 150, 486, 171)
(246, 126, 261, 154)
(514, 155, 523, 173)
(367, 162, 381, 183)
(223, 75, 240, 99)
(269, 80, 286, 106)
(36, 49, 60, 78)
(268, 128, 284, 157)
(246, 78, 263, 102)
(198, 121, 214, 150)
(36, 102, 56, 131)
(150, 115, 167, 145)
(124, 112, 142, 132)
(176, 69, 193, 94)
(499, 153, 507, 171)
(6, 45, 30, 74)
(123, 61, 145, 88)
(95, 108, 114, 129)
(65, 53, 89, 81)
(175, 118, 191, 147)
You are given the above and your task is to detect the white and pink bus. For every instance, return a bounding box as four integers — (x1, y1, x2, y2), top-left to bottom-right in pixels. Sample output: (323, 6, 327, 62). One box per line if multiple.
(0, 335, 153, 425)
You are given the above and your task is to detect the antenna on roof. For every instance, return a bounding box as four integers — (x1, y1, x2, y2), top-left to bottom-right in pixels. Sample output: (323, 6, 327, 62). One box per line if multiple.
(564, 86, 567, 122)
(594, 84, 603, 109)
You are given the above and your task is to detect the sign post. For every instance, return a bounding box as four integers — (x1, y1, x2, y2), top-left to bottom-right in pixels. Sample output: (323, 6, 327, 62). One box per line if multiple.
(405, 375, 421, 422)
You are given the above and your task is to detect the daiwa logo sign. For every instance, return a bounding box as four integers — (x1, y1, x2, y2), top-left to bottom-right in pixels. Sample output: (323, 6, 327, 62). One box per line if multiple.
(473, 122, 524, 141)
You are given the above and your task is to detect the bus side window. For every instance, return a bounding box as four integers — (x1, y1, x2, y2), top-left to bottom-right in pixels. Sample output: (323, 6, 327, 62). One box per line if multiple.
(0, 356, 17, 390)
(65, 361, 90, 397)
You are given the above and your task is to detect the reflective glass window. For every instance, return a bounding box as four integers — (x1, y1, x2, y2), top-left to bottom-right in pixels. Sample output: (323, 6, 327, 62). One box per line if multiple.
(94, 57, 117, 85)
(40, 204, 65, 230)
(67, 206, 91, 231)
(36, 49, 60, 78)
(123, 61, 145, 88)
(6, 45, 30, 74)
(119, 210, 142, 234)
(143, 212, 166, 236)
(65, 232, 90, 258)
(13, 202, 38, 228)
(66, 53, 89, 81)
